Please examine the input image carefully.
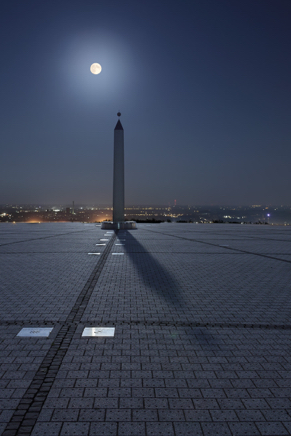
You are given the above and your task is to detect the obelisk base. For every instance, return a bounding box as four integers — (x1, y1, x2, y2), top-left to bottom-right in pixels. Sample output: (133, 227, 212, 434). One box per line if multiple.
(101, 221, 137, 230)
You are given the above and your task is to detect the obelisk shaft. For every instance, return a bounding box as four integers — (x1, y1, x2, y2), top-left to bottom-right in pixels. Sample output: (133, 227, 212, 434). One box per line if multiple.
(113, 120, 124, 222)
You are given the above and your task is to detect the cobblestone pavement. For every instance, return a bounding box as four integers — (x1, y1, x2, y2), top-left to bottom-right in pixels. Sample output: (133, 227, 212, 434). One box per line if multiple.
(0, 222, 291, 435)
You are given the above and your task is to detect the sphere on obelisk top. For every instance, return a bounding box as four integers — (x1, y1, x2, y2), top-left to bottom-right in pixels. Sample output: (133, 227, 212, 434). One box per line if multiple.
(117, 112, 121, 117)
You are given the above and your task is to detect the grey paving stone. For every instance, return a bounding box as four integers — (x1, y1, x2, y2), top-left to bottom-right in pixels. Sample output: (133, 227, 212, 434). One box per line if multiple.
(59, 388, 84, 398)
(158, 409, 185, 421)
(0, 399, 19, 410)
(283, 422, 291, 433)
(37, 409, 54, 421)
(99, 379, 120, 388)
(168, 398, 193, 409)
(68, 398, 94, 408)
(61, 422, 89, 435)
(119, 398, 143, 408)
(84, 388, 107, 398)
(79, 409, 106, 422)
(118, 422, 146, 436)
(210, 410, 239, 421)
(94, 398, 119, 409)
(43, 398, 70, 409)
(253, 378, 278, 388)
(120, 379, 142, 387)
(89, 422, 117, 435)
(231, 379, 256, 389)
(225, 389, 250, 398)
(228, 422, 260, 436)
(262, 409, 291, 421)
(53, 379, 75, 388)
(256, 421, 289, 435)
(164, 378, 187, 388)
(184, 409, 212, 421)
(193, 399, 220, 409)
(174, 422, 203, 435)
(218, 399, 245, 409)
(31, 422, 62, 436)
(146, 422, 174, 435)
(209, 379, 233, 389)
(132, 388, 154, 397)
(247, 388, 274, 398)
(75, 379, 98, 388)
(154, 388, 178, 398)
(51, 408, 79, 421)
(187, 379, 210, 388)
(242, 398, 271, 409)
(271, 387, 291, 397)
(108, 388, 131, 397)
(48, 388, 62, 398)
(236, 409, 266, 421)
(105, 408, 131, 421)
(132, 409, 158, 421)
(202, 388, 226, 398)
(142, 379, 165, 388)
(201, 422, 232, 435)
(267, 397, 291, 409)
(0, 389, 14, 399)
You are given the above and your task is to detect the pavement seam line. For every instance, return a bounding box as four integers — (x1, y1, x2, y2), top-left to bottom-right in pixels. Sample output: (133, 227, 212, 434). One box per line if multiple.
(2, 231, 117, 436)
(0, 228, 94, 248)
(144, 228, 291, 264)
(2, 320, 291, 330)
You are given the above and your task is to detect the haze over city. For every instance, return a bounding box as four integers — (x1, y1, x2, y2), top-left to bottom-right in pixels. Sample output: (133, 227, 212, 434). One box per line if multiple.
(1, 1, 290, 206)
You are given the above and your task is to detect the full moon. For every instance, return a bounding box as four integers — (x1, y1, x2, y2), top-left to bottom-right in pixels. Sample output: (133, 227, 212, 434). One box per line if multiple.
(90, 63, 102, 75)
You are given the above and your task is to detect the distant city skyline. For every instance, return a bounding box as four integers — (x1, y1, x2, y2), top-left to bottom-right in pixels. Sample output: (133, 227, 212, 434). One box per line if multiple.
(1, 204, 291, 225)
(1, 1, 290, 206)
(1, 202, 291, 208)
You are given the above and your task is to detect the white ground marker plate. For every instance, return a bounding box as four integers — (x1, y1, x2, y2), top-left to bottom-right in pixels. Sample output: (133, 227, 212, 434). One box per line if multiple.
(82, 327, 115, 337)
(17, 328, 53, 337)
(112, 253, 124, 255)
(115, 243, 125, 245)
(88, 253, 101, 255)
(100, 239, 109, 241)
(96, 243, 106, 246)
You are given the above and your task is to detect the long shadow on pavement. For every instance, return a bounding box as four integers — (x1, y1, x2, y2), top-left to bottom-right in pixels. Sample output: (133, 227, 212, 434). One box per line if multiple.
(118, 230, 185, 310)
(117, 230, 221, 347)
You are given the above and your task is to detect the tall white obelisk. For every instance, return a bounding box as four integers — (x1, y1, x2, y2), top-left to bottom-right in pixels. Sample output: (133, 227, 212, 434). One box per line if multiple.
(101, 113, 136, 230)
(113, 114, 124, 222)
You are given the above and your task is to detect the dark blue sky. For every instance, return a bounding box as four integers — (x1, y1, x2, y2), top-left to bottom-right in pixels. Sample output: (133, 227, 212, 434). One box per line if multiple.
(1, 0, 290, 206)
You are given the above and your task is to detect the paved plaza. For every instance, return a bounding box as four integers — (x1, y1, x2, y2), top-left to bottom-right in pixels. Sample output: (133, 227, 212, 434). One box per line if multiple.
(0, 222, 291, 436)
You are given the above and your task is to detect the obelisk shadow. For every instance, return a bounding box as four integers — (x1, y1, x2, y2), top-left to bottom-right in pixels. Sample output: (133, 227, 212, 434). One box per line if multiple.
(116, 230, 221, 346)
(118, 230, 185, 310)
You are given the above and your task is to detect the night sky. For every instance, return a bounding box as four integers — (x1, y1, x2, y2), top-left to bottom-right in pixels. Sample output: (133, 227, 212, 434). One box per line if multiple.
(1, 1, 290, 206)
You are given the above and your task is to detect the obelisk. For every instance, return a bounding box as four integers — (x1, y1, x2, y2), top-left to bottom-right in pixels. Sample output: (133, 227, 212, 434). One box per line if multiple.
(113, 113, 124, 222)
(101, 113, 136, 230)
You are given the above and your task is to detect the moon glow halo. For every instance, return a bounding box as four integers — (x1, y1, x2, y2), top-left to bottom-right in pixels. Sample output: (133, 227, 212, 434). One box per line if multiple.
(90, 63, 102, 75)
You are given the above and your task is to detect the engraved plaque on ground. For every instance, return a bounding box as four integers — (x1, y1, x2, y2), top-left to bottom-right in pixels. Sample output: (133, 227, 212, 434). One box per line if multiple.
(17, 327, 53, 337)
(82, 327, 115, 337)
